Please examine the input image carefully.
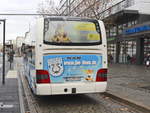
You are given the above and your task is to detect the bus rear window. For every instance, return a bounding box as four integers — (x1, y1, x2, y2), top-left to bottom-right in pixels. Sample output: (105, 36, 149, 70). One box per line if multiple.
(44, 18, 102, 46)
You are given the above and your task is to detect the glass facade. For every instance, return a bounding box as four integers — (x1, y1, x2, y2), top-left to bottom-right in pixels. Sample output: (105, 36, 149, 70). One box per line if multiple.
(108, 43, 116, 63)
(119, 40, 136, 64)
(144, 38, 150, 63)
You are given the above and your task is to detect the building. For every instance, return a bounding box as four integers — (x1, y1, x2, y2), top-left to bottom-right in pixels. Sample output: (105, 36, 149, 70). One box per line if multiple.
(16, 36, 25, 56)
(16, 36, 24, 48)
(59, 0, 150, 65)
(99, 0, 150, 65)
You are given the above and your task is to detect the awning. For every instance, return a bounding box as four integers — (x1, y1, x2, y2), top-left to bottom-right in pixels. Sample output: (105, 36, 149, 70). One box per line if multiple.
(103, 9, 139, 25)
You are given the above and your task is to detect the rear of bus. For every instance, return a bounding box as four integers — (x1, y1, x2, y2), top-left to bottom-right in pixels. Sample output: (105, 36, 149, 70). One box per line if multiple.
(35, 17, 107, 95)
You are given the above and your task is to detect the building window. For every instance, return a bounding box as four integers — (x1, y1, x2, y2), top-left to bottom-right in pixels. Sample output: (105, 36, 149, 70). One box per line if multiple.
(128, 21, 132, 27)
(110, 26, 117, 36)
(123, 23, 127, 30)
(118, 24, 123, 34)
(144, 38, 150, 64)
(106, 29, 110, 38)
(119, 40, 136, 64)
(108, 43, 116, 63)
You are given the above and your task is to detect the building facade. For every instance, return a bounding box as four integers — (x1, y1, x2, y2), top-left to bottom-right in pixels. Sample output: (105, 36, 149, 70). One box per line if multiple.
(16, 36, 25, 56)
(59, 0, 150, 65)
(101, 0, 150, 65)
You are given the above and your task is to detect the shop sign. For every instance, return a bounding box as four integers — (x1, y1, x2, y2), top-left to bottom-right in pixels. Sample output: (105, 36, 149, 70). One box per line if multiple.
(124, 25, 150, 35)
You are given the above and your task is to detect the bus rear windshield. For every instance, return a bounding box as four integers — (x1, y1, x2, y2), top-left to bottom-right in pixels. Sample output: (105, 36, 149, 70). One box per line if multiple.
(44, 18, 102, 46)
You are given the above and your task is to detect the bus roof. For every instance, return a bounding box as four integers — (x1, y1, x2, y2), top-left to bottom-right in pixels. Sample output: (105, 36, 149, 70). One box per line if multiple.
(43, 16, 101, 22)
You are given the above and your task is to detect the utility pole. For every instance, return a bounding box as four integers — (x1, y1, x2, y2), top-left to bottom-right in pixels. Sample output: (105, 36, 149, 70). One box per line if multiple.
(0, 19, 6, 85)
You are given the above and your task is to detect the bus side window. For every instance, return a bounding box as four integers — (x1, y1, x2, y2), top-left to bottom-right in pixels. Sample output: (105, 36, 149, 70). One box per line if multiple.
(28, 46, 35, 65)
(31, 47, 35, 65)
(23, 46, 28, 62)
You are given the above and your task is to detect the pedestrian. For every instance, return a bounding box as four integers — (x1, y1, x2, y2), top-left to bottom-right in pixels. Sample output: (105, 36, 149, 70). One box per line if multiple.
(145, 53, 150, 67)
(21, 43, 25, 56)
(108, 54, 113, 65)
(8, 49, 15, 69)
(127, 54, 131, 64)
(110, 54, 113, 64)
(108, 54, 111, 64)
(8, 49, 15, 62)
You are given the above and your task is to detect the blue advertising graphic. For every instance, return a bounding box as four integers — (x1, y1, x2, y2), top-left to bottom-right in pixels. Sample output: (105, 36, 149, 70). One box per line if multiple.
(43, 54, 102, 83)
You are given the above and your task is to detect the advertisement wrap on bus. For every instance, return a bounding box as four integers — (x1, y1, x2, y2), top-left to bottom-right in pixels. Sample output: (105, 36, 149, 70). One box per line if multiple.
(43, 54, 102, 83)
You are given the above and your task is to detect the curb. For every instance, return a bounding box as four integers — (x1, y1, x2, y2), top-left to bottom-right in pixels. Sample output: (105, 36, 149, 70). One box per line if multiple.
(18, 73, 25, 113)
(102, 92, 150, 113)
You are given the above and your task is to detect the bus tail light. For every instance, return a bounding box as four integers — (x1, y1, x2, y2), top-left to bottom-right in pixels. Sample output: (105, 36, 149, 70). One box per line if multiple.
(96, 69, 107, 82)
(36, 70, 50, 83)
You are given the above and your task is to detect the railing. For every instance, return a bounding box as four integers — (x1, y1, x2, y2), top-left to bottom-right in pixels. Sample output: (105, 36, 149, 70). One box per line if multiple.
(98, 0, 135, 20)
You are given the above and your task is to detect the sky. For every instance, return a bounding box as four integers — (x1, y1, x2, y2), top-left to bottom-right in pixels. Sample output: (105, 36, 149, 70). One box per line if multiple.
(0, 0, 59, 43)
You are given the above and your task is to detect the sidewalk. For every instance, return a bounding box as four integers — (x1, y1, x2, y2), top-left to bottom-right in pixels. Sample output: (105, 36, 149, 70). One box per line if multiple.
(107, 64, 150, 111)
(0, 70, 20, 113)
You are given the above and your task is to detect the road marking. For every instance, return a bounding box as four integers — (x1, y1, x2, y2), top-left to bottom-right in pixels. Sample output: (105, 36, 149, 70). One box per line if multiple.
(0, 102, 14, 109)
(6, 70, 17, 78)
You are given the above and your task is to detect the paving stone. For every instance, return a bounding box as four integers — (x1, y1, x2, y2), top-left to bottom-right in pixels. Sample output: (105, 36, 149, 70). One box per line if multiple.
(0, 58, 20, 113)
(107, 64, 150, 110)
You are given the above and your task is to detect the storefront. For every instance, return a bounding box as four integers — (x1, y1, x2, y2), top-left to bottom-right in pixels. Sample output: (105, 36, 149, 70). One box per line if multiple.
(118, 40, 136, 64)
(107, 22, 150, 65)
(122, 22, 150, 65)
(103, 7, 150, 65)
(107, 37, 116, 63)
(144, 37, 150, 63)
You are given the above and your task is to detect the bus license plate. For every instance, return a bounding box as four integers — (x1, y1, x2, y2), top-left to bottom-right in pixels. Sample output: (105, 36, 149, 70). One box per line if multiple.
(64, 77, 81, 81)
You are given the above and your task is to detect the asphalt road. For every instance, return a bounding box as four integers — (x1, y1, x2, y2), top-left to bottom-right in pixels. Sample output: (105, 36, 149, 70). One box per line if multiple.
(16, 59, 145, 113)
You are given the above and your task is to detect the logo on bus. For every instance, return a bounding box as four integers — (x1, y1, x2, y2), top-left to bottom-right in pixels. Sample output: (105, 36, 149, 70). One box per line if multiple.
(48, 57, 64, 77)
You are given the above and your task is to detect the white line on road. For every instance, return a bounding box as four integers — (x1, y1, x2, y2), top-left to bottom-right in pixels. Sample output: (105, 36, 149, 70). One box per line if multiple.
(6, 70, 17, 78)
(0, 102, 14, 109)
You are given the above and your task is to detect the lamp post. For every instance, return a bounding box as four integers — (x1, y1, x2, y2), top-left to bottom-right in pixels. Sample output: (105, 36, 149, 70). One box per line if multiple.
(0, 19, 6, 85)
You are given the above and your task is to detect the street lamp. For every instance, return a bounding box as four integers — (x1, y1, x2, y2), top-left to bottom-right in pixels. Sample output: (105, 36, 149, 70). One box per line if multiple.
(0, 19, 6, 85)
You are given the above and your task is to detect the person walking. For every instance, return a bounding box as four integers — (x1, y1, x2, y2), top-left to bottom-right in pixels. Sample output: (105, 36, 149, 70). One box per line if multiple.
(127, 54, 131, 64)
(8, 49, 15, 69)
(145, 53, 150, 67)
(110, 54, 113, 64)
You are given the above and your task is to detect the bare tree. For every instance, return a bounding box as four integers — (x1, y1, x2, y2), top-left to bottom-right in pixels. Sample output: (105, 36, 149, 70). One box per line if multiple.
(85, 0, 101, 19)
(63, 0, 112, 19)
(81, 0, 112, 19)
(67, 0, 102, 19)
(37, 0, 60, 15)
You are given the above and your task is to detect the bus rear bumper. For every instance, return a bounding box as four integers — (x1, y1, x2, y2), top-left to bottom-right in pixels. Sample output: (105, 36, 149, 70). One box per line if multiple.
(35, 82, 107, 95)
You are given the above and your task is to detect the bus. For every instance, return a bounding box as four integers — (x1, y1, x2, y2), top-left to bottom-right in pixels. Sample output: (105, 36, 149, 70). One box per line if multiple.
(24, 16, 108, 95)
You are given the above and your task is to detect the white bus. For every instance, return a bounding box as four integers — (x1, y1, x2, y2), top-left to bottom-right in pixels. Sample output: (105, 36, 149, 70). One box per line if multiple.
(24, 16, 108, 95)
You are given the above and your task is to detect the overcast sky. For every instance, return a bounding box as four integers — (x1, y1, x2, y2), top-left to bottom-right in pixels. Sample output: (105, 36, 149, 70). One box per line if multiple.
(0, 0, 59, 43)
